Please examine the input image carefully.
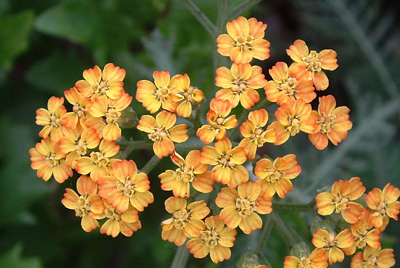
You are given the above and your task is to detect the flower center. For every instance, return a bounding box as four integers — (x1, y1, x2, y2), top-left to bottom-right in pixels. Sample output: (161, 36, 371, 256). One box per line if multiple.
(73, 104, 86, 118)
(218, 154, 235, 168)
(50, 113, 61, 128)
(232, 79, 248, 94)
(173, 208, 191, 230)
(92, 80, 110, 96)
(299, 257, 312, 268)
(334, 193, 349, 212)
(201, 227, 220, 249)
(154, 86, 170, 102)
(279, 77, 298, 97)
(104, 207, 121, 221)
(90, 151, 109, 167)
(264, 169, 282, 183)
(235, 34, 254, 51)
(286, 116, 301, 135)
(116, 176, 137, 197)
(46, 153, 59, 167)
(75, 194, 92, 217)
(175, 166, 196, 183)
(105, 107, 121, 124)
(355, 229, 368, 249)
(302, 51, 322, 73)
(250, 127, 265, 145)
(373, 203, 387, 217)
(76, 139, 88, 156)
(318, 113, 336, 134)
(182, 86, 196, 103)
(324, 233, 337, 249)
(365, 256, 378, 267)
(148, 127, 169, 142)
(235, 197, 256, 217)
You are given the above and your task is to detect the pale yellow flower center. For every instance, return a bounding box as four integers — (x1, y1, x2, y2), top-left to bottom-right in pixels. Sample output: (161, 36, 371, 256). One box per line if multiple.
(148, 127, 169, 142)
(323, 233, 337, 249)
(72, 104, 86, 118)
(372, 202, 387, 217)
(232, 79, 248, 94)
(154, 86, 170, 102)
(299, 257, 312, 268)
(104, 207, 121, 221)
(46, 153, 59, 167)
(182, 86, 197, 103)
(92, 80, 110, 96)
(318, 112, 336, 134)
(218, 154, 235, 169)
(333, 193, 349, 213)
(250, 127, 265, 146)
(235, 197, 257, 217)
(355, 229, 368, 248)
(302, 51, 322, 73)
(75, 139, 89, 156)
(106, 107, 121, 124)
(90, 151, 109, 167)
(286, 116, 301, 135)
(235, 34, 254, 52)
(50, 113, 61, 128)
(279, 77, 298, 97)
(75, 194, 92, 217)
(172, 208, 191, 230)
(116, 176, 137, 197)
(201, 227, 220, 249)
(175, 166, 196, 183)
(264, 168, 282, 184)
(364, 256, 378, 267)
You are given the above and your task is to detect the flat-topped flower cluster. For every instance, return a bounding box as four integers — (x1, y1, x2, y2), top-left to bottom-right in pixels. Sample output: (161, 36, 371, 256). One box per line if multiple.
(29, 15, 398, 267)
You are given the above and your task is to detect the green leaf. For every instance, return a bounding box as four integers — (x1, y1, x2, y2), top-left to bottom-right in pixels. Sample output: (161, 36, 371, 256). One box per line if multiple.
(0, 244, 42, 268)
(0, 10, 34, 69)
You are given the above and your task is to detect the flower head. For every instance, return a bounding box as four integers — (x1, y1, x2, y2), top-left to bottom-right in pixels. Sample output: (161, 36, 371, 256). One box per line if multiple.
(100, 202, 141, 237)
(61, 87, 90, 130)
(342, 219, 381, 256)
(170, 74, 204, 117)
(284, 248, 328, 268)
(36, 96, 67, 143)
(351, 246, 395, 268)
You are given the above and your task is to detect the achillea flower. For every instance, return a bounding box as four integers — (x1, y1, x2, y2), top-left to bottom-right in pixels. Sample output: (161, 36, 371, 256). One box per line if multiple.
(238, 109, 276, 160)
(312, 228, 354, 265)
(254, 154, 301, 198)
(217, 16, 270, 64)
(137, 111, 188, 158)
(309, 95, 352, 150)
(267, 98, 317, 145)
(351, 246, 395, 268)
(75, 139, 120, 181)
(98, 160, 154, 212)
(186, 216, 237, 264)
(196, 98, 238, 144)
(136, 70, 179, 113)
(61, 87, 90, 130)
(61, 175, 105, 232)
(284, 248, 328, 268)
(161, 197, 210, 246)
(215, 182, 272, 234)
(159, 150, 213, 198)
(286, 40, 338, 91)
(200, 138, 248, 188)
(29, 138, 72, 183)
(100, 202, 141, 237)
(316, 177, 365, 224)
(75, 63, 125, 99)
(342, 220, 381, 256)
(264, 61, 316, 105)
(365, 183, 400, 228)
(36, 96, 67, 143)
(170, 74, 204, 118)
(359, 208, 389, 233)
(87, 92, 132, 141)
(215, 63, 266, 109)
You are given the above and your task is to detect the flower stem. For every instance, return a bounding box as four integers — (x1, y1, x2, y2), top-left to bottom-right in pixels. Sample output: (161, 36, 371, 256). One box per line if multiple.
(270, 212, 300, 248)
(181, 0, 217, 39)
(140, 154, 161, 174)
(273, 200, 316, 211)
(170, 243, 190, 268)
(229, 0, 263, 21)
(256, 215, 273, 254)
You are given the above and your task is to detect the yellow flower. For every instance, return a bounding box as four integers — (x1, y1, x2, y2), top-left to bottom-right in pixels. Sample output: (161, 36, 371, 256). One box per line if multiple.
(342, 219, 381, 256)
(351, 246, 395, 268)
(61, 87, 90, 131)
(186, 216, 236, 264)
(284, 248, 328, 268)
(100, 202, 141, 237)
(161, 197, 210, 246)
(137, 110, 188, 158)
(215, 182, 272, 234)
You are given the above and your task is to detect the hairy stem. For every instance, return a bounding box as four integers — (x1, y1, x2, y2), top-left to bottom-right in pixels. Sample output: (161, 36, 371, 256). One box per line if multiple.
(140, 154, 161, 174)
(170, 243, 190, 268)
(181, 0, 217, 39)
(273, 200, 316, 211)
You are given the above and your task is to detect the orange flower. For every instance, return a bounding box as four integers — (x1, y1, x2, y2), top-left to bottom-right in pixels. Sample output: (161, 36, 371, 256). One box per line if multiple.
(137, 111, 188, 158)
(215, 182, 272, 234)
(217, 16, 270, 63)
(316, 177, 365, 224)
(29, 138, 72, 183)
(342, 219, 381, 256)
(186, 216, 236, 264)
(161, 197, 210, 246)
(284, 248, 328, 268)
(264, 61, 316, 105)
(100, 202, 141, 237)
(75, 63, 125, 99)
(365, 183, 400, 228)
(136, 70, 179, 113)
(312, 228, 354, 265)
(309, 95, 352, 150)
(35, 96, 67, 143)
(75, 139, 120, 181)
(351, 246, 395, 268)
(159, 150, 213, 198)
(215, 63, 266, 109)
(170, 74, 204, 118)
(286, 39, 338, 91)
(200, 138, 248, 188)
(267, 98, 317, 145)
(238, 109, 276, 160)
(61, 175, 105, 232)
(61, 87, 90, 130)
(254, 154, 301, 198)
(97, 160, 154, 212)
(196, 98, 238, 144)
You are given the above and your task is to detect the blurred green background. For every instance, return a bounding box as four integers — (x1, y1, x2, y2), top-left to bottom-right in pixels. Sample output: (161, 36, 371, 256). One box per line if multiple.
(0, 0, 399, 267)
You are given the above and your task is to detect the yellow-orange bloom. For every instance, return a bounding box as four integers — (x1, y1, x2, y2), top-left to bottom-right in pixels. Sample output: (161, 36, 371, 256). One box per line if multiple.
(196, 98, 238, 144)
(186, 216, 236, 264)
(309, 95, 352, 150)
(98, 160, 154, 212)
(351, 246, 395, 268)
(264, 61, 316, 105)
(217, 16, 270, 64)
(159, 150, 213, 198)
(61, 175, 105, 232)
(365, 183, 400, 228)
(36, 96, 67, 143)
(254, 154, 301, 198)
(29, 138, 72, 183)
(286, 40, 338, 91)
(137, 111, 188, 158)
(75, 63, 125, 99)
(100, 202, 141, 237)
(201, 138, 248, 188)
(316, 177, 365, 224)
(61, 87, 90, 130)
(239, 109, 276, 160)
(136, 70, 179, 113)
(170, 74, 204, 118)
(161, 197, 210, 246)
(342, 219, 381, 256)
(215, 63, 266, 109)
(215, 182, 272, 234)
(312, 228, 354, 265)
(268, 98, 317, 145)
(284, 248, 328, 268)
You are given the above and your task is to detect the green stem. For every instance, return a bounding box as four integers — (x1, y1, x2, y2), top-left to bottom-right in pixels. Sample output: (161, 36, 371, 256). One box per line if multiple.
(140, 154, 161, 174)
(273, 200, 316, 212)
(170, 243, 190, 268)
(117, 140, 153, 159)
(271, 212, 300, 248)
(181, 0, 217, 39)
(256, 215, 273, 254)
(229, 0, 262, 21)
